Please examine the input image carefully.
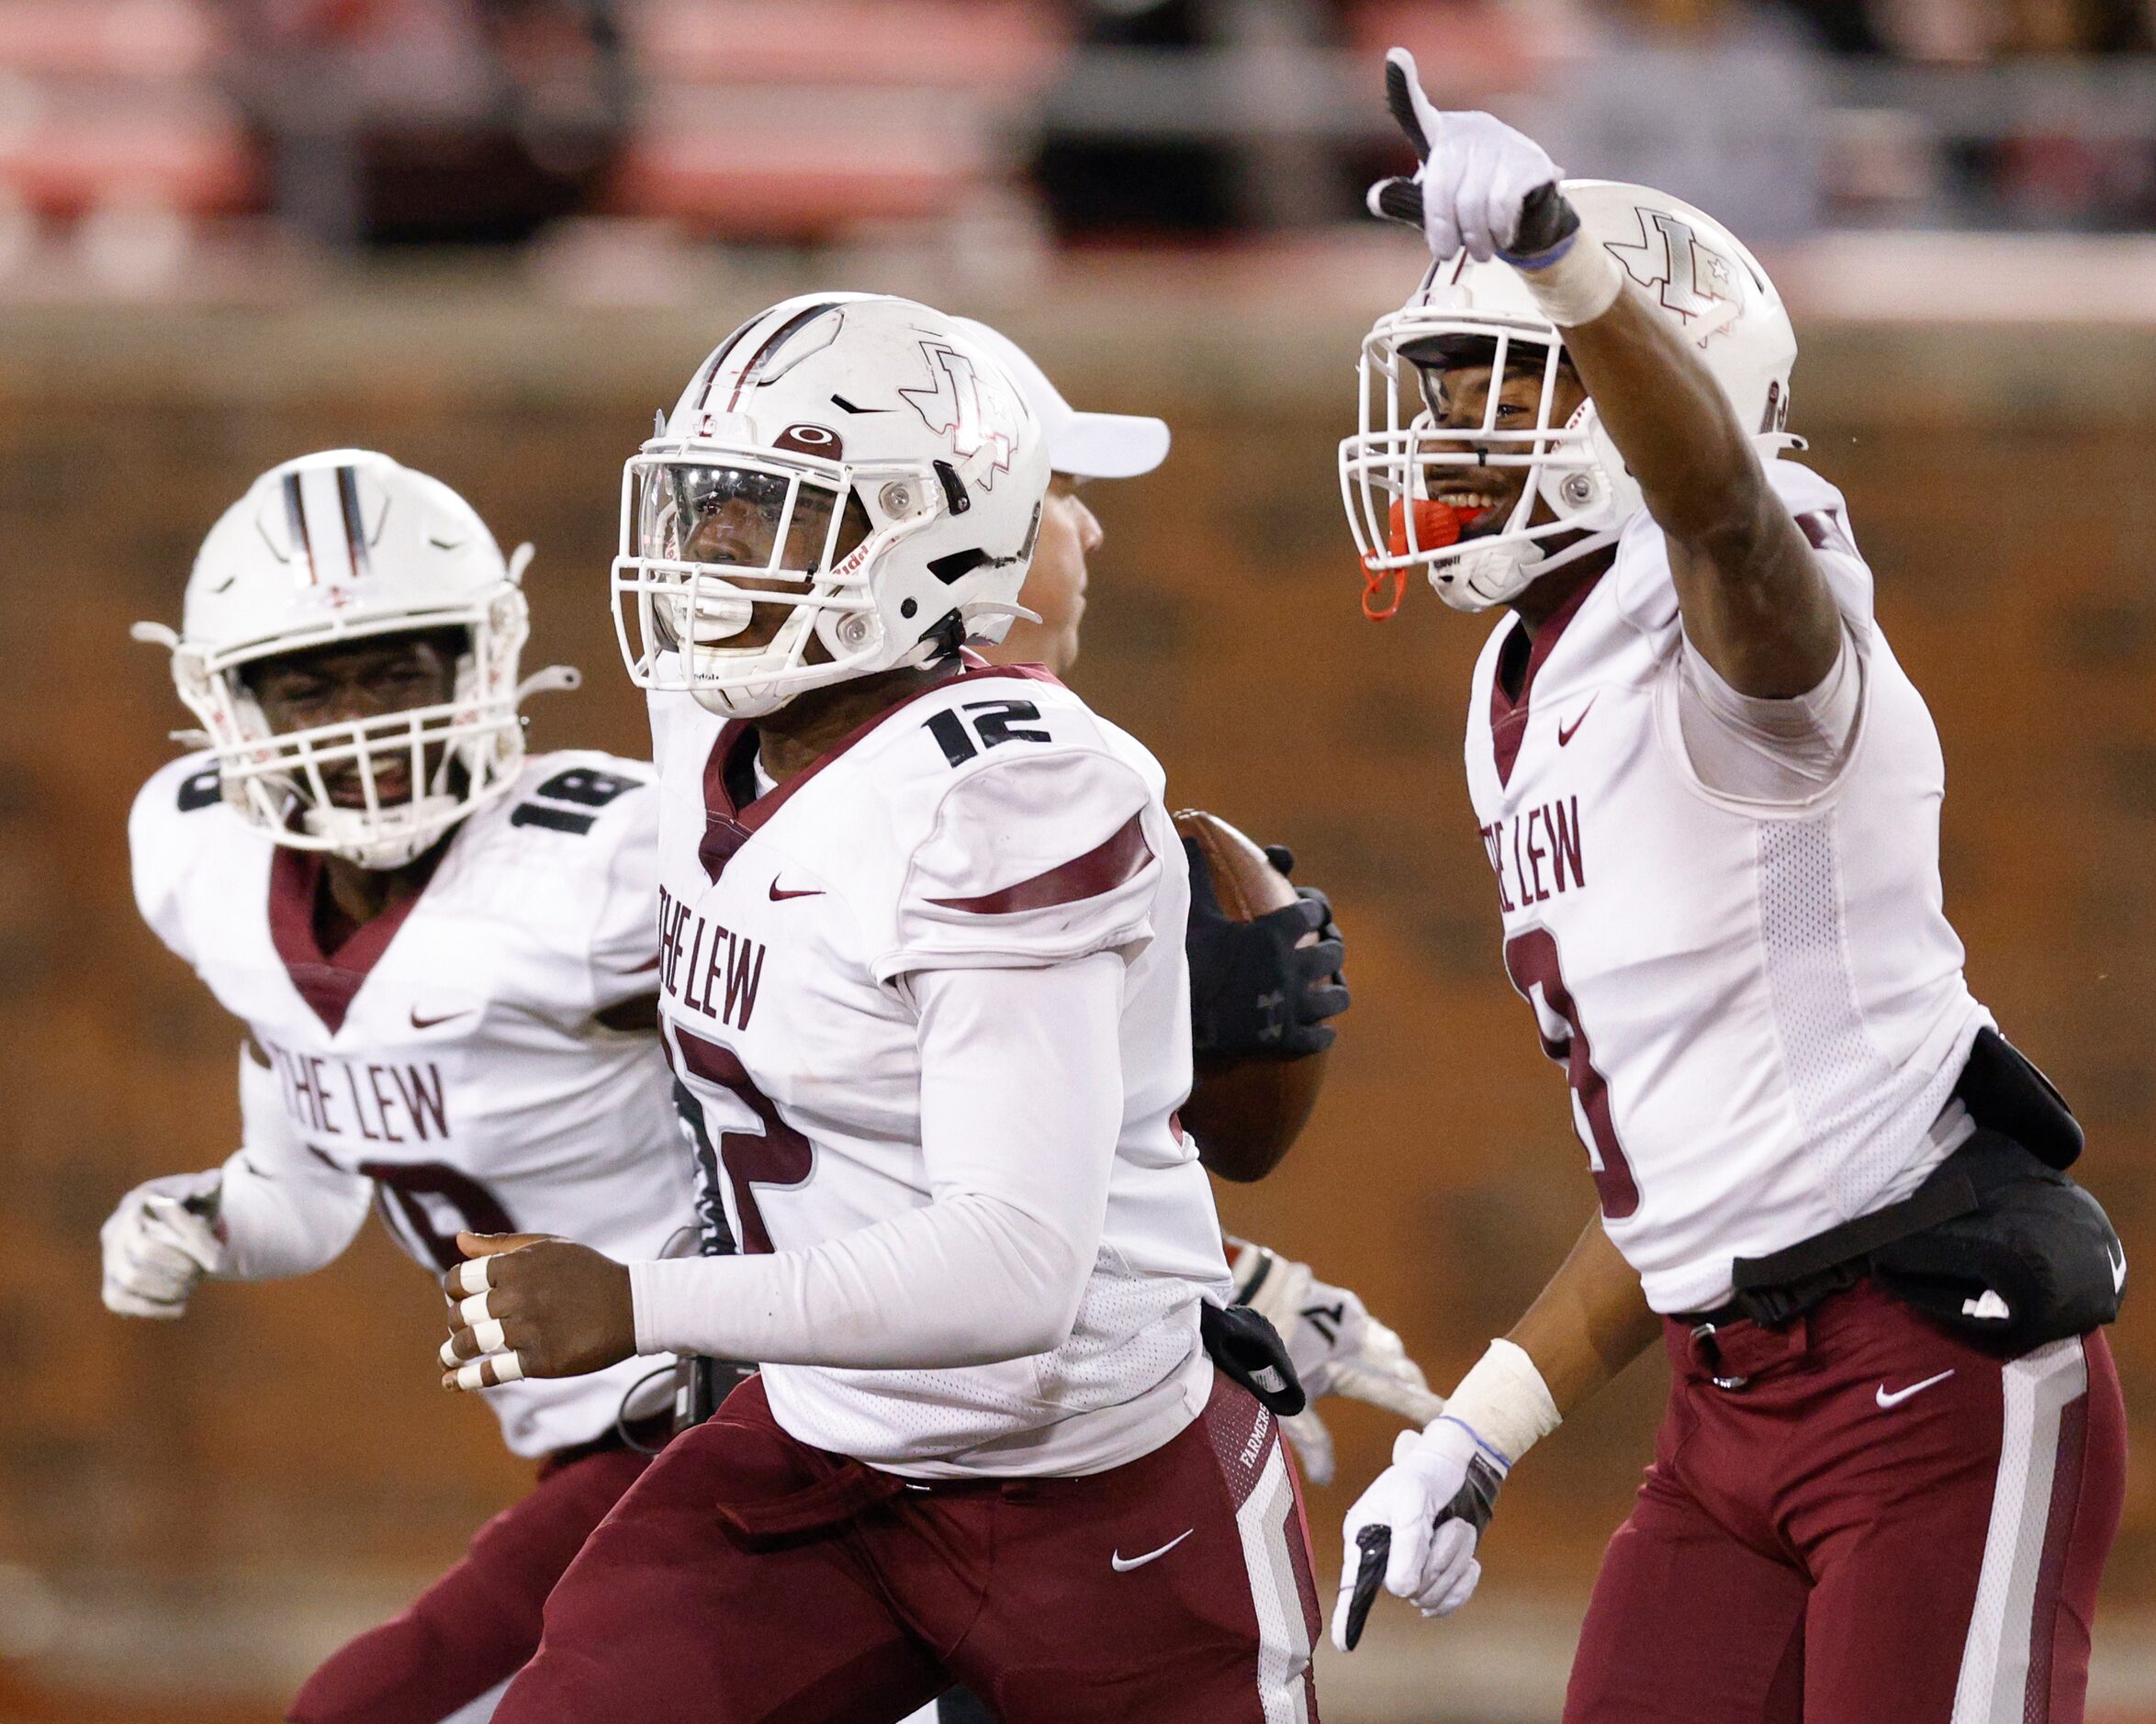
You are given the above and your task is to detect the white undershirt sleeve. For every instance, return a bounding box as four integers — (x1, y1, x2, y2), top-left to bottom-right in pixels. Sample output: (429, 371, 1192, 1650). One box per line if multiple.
(212, 1043, 374, 1281)
(629, 953, 1124, 1368)
(1676, 622, 1865, 803)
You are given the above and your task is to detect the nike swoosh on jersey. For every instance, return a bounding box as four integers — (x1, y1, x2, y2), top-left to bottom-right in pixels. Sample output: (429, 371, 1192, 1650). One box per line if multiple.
(1110, 1528, 1194, 1573)
(2110, 1245, 2128, 1293)
(409, 1007, 476, 1030)
(1874, 1369, 1954, 1410)
(1557, 695, 1599, 747)
(769, 879, 825, 901)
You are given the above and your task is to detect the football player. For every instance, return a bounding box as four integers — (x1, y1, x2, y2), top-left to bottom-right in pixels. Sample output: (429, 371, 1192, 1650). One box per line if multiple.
(441, 296, 1325, 1722)
(1327, 50, 2128, 1724)
(104, 451, 695, 1724)
(957, 314, 1437, 1490)
(923, 319, 1422, 1724)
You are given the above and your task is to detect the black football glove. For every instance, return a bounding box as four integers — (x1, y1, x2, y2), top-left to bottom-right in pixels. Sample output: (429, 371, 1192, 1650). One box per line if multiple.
(1183, 837, 1350, 1063)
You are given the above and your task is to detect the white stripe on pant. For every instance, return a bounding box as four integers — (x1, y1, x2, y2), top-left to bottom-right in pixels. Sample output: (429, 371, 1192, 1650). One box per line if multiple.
(1951, 1337, 2089, 1724)
(1235, 1439, 1315, 1724)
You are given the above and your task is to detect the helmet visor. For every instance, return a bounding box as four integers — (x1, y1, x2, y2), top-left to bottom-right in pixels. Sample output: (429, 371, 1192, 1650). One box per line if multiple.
(639, 463, 850, 579)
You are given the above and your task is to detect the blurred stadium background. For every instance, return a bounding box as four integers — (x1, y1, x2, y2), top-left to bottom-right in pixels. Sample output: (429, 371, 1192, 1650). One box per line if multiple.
(2, 0, 2154, 1718)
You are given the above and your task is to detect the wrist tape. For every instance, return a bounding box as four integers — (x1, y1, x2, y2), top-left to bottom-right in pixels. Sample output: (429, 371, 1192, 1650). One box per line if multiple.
(1437, 1338, 1562, 1465)
(1515, 237, 1624, 330)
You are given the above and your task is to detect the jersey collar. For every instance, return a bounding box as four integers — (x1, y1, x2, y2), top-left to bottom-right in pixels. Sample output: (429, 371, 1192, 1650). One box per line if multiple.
(1490, 571, 1604, 790)
(697, 655, 1061, 882)
(268, 843, 444, 1035)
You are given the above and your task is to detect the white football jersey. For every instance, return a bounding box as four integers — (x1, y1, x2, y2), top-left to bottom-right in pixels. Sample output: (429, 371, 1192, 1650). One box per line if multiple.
(646, 663, 1231, 1477)
(130, 749, 696, 1457)
(1465, 462, 1991, 1315)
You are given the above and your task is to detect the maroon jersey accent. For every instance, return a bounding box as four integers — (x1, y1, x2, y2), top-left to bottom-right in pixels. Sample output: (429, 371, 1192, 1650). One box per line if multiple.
(697, 658, 1065, 883)
(697, 721, 756, 882)
(1489, 571, 1603, 789)
(267, 845, 439, 1036)
(926, 812, 1152, 915)
(1503, 924, 1639, 1218)
(669, 1025, 813, 1254)
(364, 1160, 517, 1273)
(1797, 508, 1857, 558)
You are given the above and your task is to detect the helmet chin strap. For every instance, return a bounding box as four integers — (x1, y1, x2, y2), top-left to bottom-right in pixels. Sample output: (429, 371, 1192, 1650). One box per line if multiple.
(303, 796, 465, 870)
(690, 680, 792, 720)
(684, 604, 821, 718)
(1430, 521, 1623, 613)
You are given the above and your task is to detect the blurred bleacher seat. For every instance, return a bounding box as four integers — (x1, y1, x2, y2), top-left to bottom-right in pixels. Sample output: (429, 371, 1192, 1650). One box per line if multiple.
(0, 0, 252, 264)
(0, 0, 2138, 288)
(1342, 0, 1551, 100)
(609, 0, 1068, 241)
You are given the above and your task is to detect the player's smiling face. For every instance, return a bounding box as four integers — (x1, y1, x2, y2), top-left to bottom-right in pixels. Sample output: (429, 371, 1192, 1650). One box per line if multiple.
(245, 632, 461, 809)
(1414, 352, 1587, 538)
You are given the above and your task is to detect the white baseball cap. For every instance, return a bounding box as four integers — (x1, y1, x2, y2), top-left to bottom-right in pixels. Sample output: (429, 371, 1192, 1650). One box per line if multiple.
(953, 317, 1170, 480)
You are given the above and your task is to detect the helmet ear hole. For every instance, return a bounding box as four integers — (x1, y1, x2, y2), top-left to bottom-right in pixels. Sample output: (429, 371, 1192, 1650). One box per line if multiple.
(1535, 403, 1641, 529)
(813, 599, 882, 664)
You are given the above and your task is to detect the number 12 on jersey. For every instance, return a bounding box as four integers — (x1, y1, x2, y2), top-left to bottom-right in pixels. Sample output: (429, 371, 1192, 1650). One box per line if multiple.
(1502, 927, 1641, 1218)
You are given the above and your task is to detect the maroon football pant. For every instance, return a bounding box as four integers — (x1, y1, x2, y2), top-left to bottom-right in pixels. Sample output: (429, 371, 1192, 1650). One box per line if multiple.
(289, 1441, 653, 1724)
(494, 1371, 1322, 1724)
(1566, 1280, 2126, 1724)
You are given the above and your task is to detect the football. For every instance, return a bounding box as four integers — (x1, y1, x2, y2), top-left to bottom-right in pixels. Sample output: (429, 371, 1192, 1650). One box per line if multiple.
(1173, 808, 1332, 1181)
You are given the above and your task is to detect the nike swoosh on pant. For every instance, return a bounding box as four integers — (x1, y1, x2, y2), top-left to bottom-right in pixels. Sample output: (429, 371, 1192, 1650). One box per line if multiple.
(1875, 1369, 1955, 1409)
(1110, 1528, 1194, 1573)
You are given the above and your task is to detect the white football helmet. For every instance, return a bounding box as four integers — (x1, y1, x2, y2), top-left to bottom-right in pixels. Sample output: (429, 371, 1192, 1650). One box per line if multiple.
(613, 292, 1050, 718)
(1340, 180, 1799, 614)
(134, 450, 571, 869)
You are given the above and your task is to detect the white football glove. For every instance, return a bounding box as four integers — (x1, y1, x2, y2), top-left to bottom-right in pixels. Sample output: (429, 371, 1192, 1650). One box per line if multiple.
(1333, 1415, 1508, 1651)
(1230, 1241, 1442, 1485)
(1366, 48, 1566, 263)
(101, 1172, 228, 1319)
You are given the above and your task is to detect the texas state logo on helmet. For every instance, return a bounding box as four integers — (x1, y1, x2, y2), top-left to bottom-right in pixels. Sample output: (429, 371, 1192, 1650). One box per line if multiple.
(133, 450, 572, 869)
(612, 292, 1051, 719)
(1340, 180, 1799, 613)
